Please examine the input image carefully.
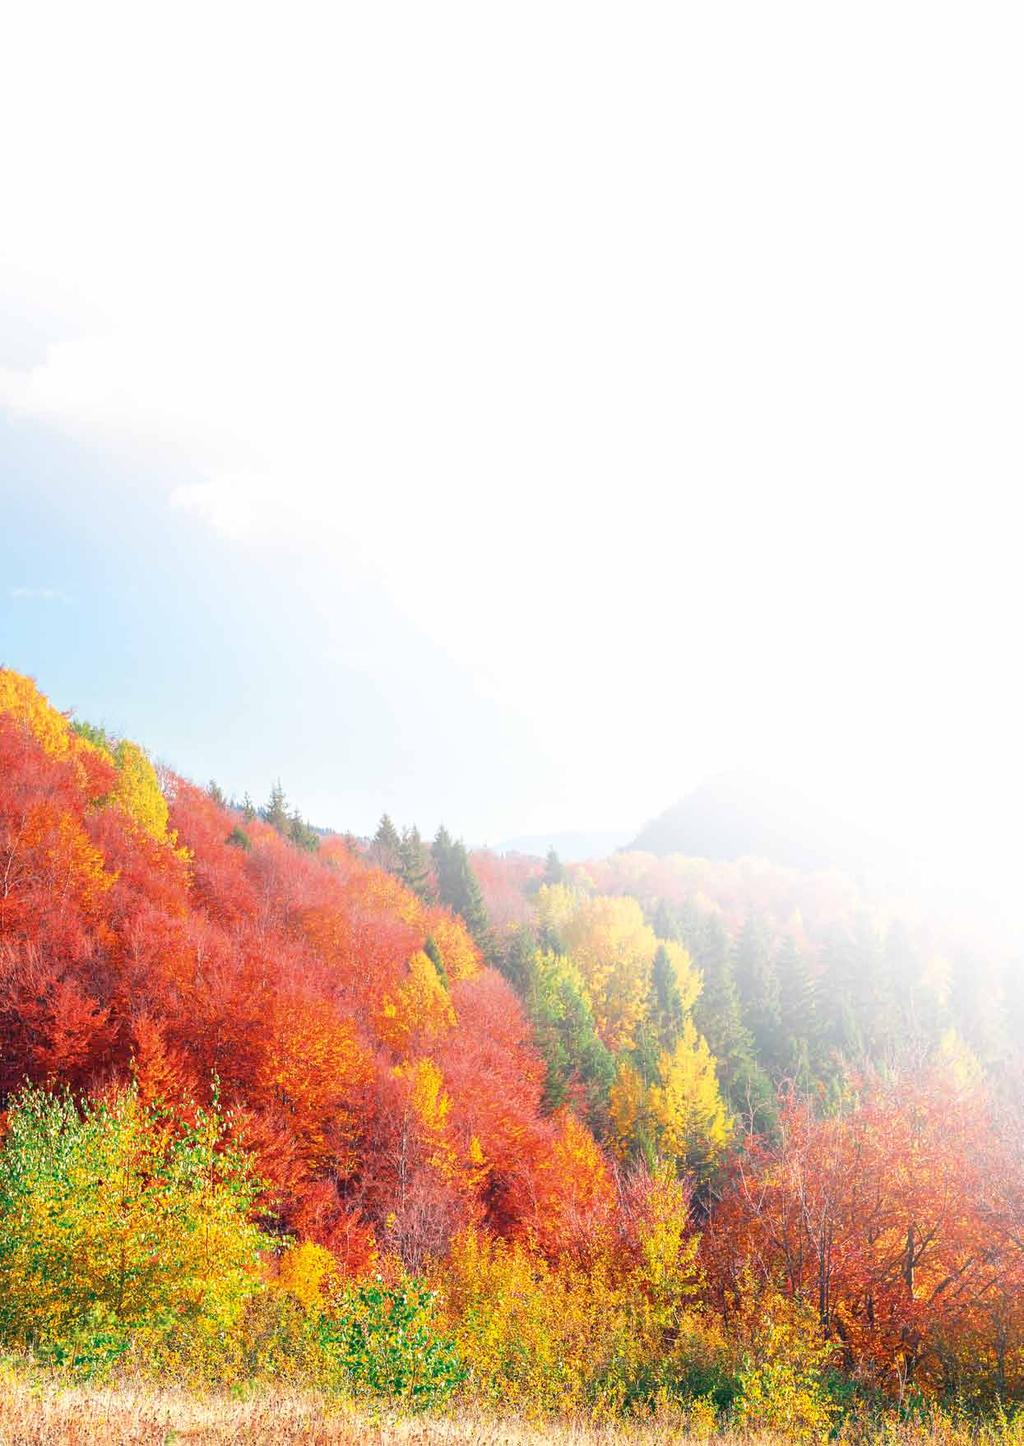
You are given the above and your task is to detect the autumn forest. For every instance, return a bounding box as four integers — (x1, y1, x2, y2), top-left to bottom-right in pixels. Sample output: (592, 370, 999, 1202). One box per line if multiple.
(2, 666, 1023, 1439)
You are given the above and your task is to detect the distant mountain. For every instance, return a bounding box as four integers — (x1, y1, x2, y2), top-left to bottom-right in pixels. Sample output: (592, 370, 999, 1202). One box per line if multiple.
(628, 772, 889, 878)
(496, 828, 634, 863)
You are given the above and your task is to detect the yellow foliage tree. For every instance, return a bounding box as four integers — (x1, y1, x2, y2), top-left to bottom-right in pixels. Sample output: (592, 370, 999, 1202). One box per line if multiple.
(649, 1020, 732, 1171)
(375, 949, 457, 1055)
(0, 667, 71, 755)
(392, 1055, 459, 1181)
(729, 1277, 838, 1439)
(272, 1240, 339, 1314)
(534, 882, 583, 941)
(423, 909, 481, 982)
(111, 739, 171, 841)
(559, 894, 656, 1052)
(661, 938, 702, 1014)
(0, 1087, 267, 1360)
(610, 1022, 731, 1173)
(436, 1195, 712, 1421)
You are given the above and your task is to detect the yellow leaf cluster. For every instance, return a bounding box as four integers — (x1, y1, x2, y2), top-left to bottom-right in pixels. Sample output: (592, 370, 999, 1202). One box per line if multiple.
(559, 894, 656, 1052)
(0, 668, 71, 755)
(272, 1241, 338, 1314)
(609, 1021, 731, 1171)
(375, 950, 457, 1054)
(110, 739, 171, 841)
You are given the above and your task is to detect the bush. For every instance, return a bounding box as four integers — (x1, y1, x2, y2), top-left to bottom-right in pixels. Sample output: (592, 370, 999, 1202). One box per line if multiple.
(317, 1279, 466, 1406)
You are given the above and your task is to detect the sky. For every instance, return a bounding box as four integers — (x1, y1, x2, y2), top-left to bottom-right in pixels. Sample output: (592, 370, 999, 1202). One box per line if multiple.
(1, 3, 1022, 897)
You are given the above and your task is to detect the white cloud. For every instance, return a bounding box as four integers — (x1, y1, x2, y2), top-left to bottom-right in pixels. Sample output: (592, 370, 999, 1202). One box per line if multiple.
(1, 1, 1021, 863)
(9, 587, 71, 603)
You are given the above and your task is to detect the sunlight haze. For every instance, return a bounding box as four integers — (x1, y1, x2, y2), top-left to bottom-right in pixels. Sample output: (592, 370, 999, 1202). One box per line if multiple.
(2, 2, 1021, 908)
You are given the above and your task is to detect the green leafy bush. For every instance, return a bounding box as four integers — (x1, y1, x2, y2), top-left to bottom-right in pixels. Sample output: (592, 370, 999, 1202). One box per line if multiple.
(318, 1280, 466, 1406)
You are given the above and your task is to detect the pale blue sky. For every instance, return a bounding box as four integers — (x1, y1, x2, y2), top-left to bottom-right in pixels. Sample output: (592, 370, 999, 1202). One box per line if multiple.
(1, 413, 557, 841)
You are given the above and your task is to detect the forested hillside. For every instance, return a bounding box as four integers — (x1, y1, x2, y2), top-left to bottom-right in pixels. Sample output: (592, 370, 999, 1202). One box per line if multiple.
(2, 667, 1024, 1431)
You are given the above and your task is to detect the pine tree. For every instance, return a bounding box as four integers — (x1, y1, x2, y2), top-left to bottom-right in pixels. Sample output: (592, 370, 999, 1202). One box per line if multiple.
(776, 934, 820, 1088)
(819, 917, 893, 1064)
(687, 911, 776, 1135)
(262, 780, 290, 835)
(288, 809, 320, 853)
(432, 827, 488, 943)
(733, 914, 782, 1070)
(885, 920, 944, 1056)
(494, 925, 538, 997)
(398, 826, 433, 901)
(208, 779, 227, 808)
(651, 943, 685, 1052)
(528, 949, 615, 1128)
(542, 847, 565, 887)
(372, 814, 401, 871)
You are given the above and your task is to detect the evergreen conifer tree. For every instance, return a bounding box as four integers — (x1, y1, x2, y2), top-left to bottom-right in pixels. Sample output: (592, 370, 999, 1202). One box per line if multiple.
(432, 827, 489, 943)
(398, 826, 433, 901)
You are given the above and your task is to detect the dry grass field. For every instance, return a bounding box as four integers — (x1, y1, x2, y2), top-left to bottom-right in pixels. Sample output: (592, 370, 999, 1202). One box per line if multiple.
(1, 1374, 1023, 1446)
(0, 1377, 672, 1446)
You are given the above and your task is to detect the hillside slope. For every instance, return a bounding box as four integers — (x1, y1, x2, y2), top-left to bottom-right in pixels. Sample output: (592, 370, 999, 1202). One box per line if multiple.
(0, 668, 609, 1266)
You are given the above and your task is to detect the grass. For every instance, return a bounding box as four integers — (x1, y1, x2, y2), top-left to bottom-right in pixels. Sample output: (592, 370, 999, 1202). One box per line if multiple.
(1, 1371, 1023, 1446)
(0, 1377, 685, 1445)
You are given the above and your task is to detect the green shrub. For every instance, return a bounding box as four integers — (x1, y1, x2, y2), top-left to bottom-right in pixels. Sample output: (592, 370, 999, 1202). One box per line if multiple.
(318, 1280, 466, 1406)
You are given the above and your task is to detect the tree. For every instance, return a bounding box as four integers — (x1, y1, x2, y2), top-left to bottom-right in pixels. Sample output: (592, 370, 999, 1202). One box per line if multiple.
(559, 894, 656, 1053)
(262, 780, 290, 834)
(398, 826, 434, 901)
(526, 949, 615, 1126)
(732, 915, 782, 1069)
(288, 809, 320, 853)
(0, 1086, 267, 1356)
(423, 935, 449, 989)
(432, 828, 488, 943)
(372, 814, 402, 871)
(775, 935, 820, 1087)
(542, 847, 565, 887)
(686, 912, 775, 1135)
(701, 1068, 1021, 1398)
(609, 1020, 731, 1176)
(651, 943, 685, 1052)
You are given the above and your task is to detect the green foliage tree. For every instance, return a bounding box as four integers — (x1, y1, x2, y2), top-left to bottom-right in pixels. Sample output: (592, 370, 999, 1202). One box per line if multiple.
(543, 847, 565, 887)
(432, 826, 489, 943)
(683, 911, 776, 1135)
(651, 943, 685, 1053)
(528, 949, 616, 1127)
(733, 915, 782, 1070)
(494, 924, 538, 996)
(398, 825, 434, 901)
(372, 813, 401, 871)
(775, 934, 820, 1088)
(262, 780, 290, 834)
(0, 1087, 267, 1370)
(287, 809, 320, 853)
